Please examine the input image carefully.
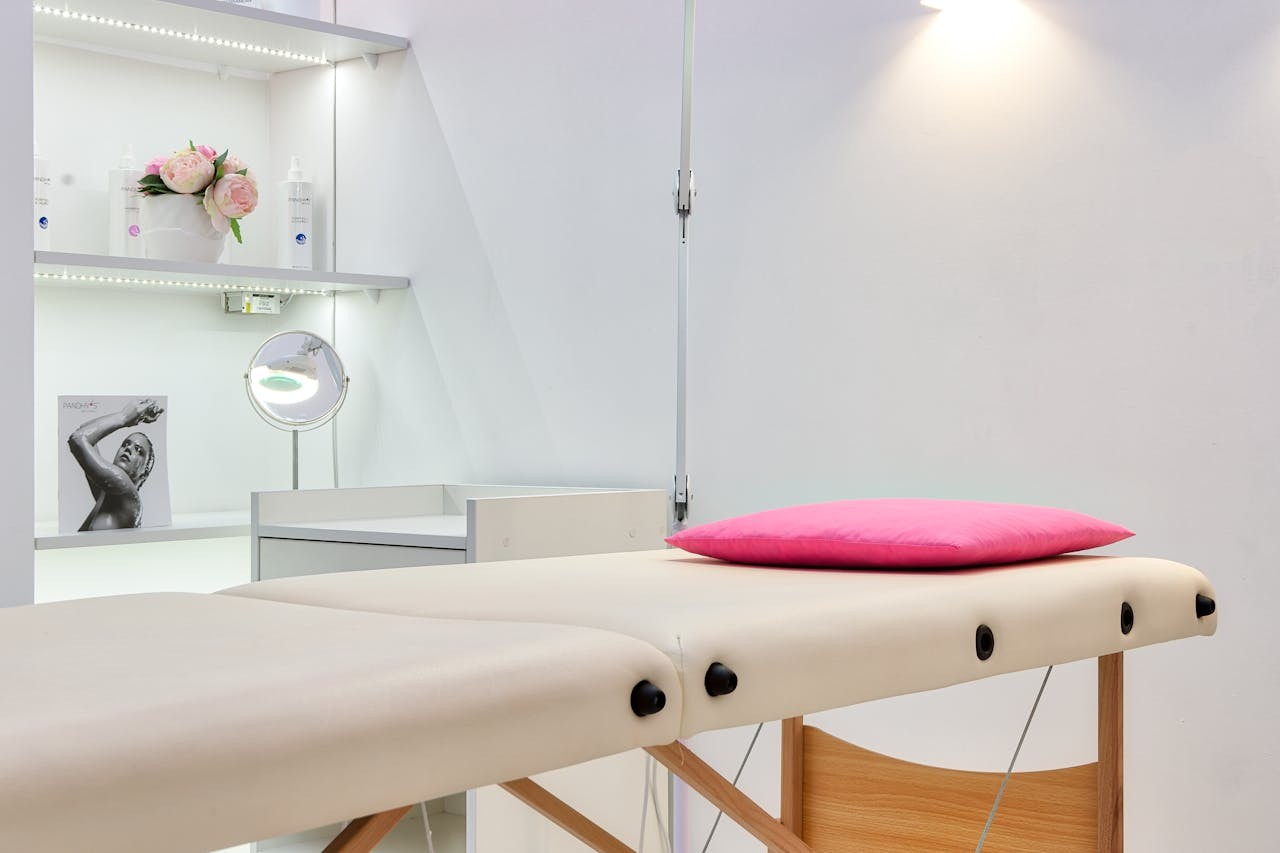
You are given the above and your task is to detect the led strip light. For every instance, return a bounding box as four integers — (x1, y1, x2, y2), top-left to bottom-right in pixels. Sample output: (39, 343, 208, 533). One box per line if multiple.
(35, 271, 328, 297)
(33, 3, 329, 66)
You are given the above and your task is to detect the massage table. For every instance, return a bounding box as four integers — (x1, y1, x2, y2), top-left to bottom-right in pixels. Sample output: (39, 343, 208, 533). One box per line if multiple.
(1, 550, 1216, 852)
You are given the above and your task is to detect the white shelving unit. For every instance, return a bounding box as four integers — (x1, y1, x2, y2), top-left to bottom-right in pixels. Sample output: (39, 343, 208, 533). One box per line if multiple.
(31, 0, 412, 556)
(35, 510, 249, 549)
(36, 251, 410, 296)
(34, 0, 408, 75)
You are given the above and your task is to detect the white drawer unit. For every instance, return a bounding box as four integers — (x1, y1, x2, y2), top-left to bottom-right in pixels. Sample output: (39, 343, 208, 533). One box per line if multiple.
(257, 537, 466, 578)
(252, 483, 669, 581)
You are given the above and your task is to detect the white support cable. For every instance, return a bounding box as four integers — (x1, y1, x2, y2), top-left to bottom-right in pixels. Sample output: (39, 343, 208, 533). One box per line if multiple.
(650, 757, 673, 853)
(974, 666, 1055, 852)
(639, 754, 652, 851)
(418, 802, 438, 853)
(698, 722, 763, 853)
(639, 754, 674, 853)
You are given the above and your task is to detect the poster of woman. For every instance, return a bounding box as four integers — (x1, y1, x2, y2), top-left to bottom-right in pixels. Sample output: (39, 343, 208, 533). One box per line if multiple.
(58, 396, 171, 534)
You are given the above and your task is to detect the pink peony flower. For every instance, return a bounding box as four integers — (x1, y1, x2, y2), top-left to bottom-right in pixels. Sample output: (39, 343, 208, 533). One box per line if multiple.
(144, 155, 166, 176)
(202, 187, 230, 234)
(221, 154, 253, 180)
(160, 150, 215, 194)
(211, 173, 259, 219)
(195, 144, 218, 160)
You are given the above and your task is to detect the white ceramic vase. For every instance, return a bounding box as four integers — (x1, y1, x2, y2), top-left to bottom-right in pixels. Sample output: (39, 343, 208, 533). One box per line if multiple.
(141, 194, 226, 263)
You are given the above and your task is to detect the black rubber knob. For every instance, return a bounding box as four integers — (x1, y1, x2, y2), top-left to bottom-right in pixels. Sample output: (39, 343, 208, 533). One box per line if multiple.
(1195, 594, 1216, 619)
(975, 624, 995, 661)
(704, 662, 739, 697)
(1120, 602, 1134, 635)
(630, 680, 667, 717)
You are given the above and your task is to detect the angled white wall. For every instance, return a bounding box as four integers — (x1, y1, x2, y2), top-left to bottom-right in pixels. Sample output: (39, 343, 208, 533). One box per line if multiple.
(342, 1, 1272, 849)
(334, 3, 678, 490)
(1, 3, 33, 606)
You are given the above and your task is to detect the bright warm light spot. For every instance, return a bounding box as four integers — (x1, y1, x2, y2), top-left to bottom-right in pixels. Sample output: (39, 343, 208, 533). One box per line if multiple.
(920, 0, 1030, 56)
(920, 0, 1026, 18)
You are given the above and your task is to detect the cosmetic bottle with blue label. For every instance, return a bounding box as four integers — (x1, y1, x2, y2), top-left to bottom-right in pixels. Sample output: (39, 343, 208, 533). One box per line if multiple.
(278, 155, 312, 270)
(34, 140, 51, 251)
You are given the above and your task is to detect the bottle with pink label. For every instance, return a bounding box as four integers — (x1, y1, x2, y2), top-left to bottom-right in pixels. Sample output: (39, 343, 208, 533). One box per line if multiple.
(108, 145, 144, 258)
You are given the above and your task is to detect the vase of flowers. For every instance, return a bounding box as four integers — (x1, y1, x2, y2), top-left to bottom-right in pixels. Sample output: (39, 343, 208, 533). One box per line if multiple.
(138, 143, 259, 263)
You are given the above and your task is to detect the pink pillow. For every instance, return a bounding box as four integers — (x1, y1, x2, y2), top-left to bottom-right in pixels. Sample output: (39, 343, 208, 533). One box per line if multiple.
(665, 499, 1133, 568)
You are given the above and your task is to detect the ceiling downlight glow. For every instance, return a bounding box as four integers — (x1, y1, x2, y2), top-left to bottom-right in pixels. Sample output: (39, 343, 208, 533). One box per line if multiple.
(32, 3, 329, 66)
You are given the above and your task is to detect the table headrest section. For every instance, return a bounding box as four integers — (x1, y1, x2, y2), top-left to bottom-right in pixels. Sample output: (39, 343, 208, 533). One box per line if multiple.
(0, 592, 681, 853)
(222, 550, 1217, 737)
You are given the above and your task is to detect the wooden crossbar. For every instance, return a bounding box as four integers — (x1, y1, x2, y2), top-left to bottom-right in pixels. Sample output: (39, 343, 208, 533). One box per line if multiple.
(322, 804, 413, 853)
(499, 778, 636, 853)
(646, 742, 813, 853)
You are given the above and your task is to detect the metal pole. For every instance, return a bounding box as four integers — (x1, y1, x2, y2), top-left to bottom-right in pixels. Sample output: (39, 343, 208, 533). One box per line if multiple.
(670, 9, 698, 848)
(292, 429, 299, 490)
(673, 0, 696, 529)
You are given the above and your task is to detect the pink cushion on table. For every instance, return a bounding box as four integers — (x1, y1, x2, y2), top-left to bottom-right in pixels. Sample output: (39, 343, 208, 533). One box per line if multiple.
(665, 499, 1134, 568)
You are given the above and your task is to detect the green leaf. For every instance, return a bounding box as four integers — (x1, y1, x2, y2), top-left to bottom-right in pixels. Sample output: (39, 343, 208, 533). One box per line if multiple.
(188, 139, 195, 152)
(229, 217, 243, 244)
(213, 149, 228, 171)
(138, 174, 166, 185)
(236, 169, 248, 176)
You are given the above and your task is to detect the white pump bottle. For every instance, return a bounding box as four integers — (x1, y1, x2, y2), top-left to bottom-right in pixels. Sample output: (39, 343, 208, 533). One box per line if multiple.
(278, 155, 313, 270)
(108, 145, 144, 258)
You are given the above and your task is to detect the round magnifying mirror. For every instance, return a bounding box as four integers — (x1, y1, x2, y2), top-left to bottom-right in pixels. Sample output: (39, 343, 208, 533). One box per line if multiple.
(245, 331, 348, 430)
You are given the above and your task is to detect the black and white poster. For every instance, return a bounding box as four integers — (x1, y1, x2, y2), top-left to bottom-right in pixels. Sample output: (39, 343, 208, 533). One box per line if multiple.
(58, 396, 172, 534)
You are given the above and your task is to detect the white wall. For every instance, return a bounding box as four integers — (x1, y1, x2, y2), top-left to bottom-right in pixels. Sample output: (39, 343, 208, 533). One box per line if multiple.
(341, 1, 1272, 850)
(334, 3, 679, 490)
(1, 3, 33, 606)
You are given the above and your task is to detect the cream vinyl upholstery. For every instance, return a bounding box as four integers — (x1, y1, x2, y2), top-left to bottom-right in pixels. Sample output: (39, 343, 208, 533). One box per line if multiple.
(0, 592, 681, 853)
(223, 550, 1218, 737)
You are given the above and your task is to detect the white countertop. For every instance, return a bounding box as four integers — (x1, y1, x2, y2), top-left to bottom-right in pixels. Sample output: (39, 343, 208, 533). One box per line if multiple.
(36, 510, 251, 550)
(256, 514, 469, 550)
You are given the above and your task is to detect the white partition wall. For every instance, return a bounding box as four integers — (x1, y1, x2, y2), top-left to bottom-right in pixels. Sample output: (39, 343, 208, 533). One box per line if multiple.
(338, 2, 1272, 851)
(1, 3, 33, 607)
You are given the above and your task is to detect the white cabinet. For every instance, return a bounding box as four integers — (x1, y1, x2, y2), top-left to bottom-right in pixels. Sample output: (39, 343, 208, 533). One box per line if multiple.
(252, 483, 669, 578)
(250, 482, 671, 853)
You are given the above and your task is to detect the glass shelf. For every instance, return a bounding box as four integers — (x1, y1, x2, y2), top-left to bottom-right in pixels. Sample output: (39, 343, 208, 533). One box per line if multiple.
(35, 251, 410, 297)
(33, 0, 409, 75)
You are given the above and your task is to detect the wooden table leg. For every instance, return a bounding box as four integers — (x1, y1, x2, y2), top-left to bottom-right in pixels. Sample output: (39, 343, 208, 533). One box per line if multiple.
(774, 717, 804, 853)
(1098, 653, 1123, 853)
